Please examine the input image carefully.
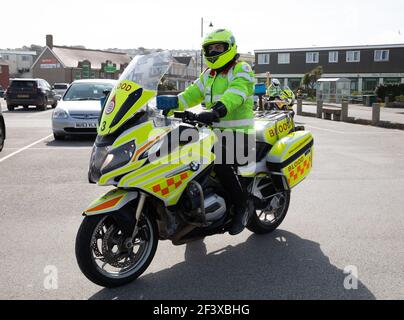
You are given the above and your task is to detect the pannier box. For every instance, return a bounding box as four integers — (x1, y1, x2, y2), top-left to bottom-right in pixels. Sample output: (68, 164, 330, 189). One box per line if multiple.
(266, 131, 314, 191)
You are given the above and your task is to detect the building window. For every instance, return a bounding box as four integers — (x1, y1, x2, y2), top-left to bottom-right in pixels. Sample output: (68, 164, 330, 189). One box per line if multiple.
(348, 78, 359, 92)
(289, 78, 302, 91)
(362, 78, 378, 92)
(258, 54, 270, 64)
(306, 52, 319, 64)
(2, 55, 9, 60)
(74, 71, 82, 80)
(278, 53, 290, 64)
(347, 51, 361, 62)
(374, 50, 389, 62)
(21, 55, 30, 62)
(384, 77, 400, 84)
(329, 51, 338, 63)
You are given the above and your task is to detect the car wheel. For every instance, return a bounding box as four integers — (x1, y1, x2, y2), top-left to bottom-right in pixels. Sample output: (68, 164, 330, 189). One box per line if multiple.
(0, 121, 5, 152)
(53, 132, 65, 141)
(7, 104, 15, 111)
(38, 98, 47, 111)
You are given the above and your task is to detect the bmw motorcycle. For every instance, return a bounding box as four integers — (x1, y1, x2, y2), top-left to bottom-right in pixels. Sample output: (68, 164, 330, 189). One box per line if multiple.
(75, 51, 314, 288)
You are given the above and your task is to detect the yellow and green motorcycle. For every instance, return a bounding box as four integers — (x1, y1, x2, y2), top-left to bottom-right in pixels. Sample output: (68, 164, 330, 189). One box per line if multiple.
(266, 85, 296, 111)
(75, 51, 314, 288)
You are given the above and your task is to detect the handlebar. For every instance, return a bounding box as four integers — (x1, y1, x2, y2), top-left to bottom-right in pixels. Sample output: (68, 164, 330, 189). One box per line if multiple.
(173, 111, 199, 124)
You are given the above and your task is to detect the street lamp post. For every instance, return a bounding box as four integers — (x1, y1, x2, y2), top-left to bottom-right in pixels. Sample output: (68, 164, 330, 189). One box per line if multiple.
(200, 17, 213, 73)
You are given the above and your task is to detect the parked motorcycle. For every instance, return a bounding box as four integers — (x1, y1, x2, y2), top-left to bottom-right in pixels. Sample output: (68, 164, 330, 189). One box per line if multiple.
(75, 51, 314, 288)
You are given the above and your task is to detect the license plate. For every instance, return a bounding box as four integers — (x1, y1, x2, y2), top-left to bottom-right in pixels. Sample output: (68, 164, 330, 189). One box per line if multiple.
(17, 94, 29, 98)
(75, 123, 97, 128)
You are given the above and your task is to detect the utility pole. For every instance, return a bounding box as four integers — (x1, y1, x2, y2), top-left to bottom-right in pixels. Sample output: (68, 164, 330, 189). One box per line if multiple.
(200, 17, 213, 74)
(201, 17, 204, 74)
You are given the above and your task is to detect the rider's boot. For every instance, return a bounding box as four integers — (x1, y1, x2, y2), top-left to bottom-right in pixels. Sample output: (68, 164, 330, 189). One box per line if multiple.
(229, 204, 250, 236)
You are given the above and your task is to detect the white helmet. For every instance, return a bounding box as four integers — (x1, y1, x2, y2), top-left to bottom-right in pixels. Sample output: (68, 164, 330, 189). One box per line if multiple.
(271, 78, 281, 87)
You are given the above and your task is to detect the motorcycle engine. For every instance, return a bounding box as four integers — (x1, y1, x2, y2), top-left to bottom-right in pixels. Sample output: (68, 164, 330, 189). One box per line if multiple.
(182, 183, 227, 223)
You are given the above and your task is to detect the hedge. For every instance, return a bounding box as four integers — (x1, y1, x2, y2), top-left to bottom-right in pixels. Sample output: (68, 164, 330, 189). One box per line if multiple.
(375, 83, 404, 102)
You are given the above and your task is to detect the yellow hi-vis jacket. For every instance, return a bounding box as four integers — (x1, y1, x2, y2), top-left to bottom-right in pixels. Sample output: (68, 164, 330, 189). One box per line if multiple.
(177, 61, 255, 131)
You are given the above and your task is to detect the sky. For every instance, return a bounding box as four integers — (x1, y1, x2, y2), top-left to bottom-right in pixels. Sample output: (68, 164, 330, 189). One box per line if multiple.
(1, 0, 404, 53)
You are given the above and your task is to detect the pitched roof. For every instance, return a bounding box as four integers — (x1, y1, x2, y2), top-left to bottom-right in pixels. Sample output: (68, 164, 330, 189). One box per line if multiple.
(52, 46, 131, 69)
(173, 56, 193, 66)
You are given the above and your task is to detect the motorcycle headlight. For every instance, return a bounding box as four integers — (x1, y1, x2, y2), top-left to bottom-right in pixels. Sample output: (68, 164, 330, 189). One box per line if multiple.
(88, 145, 110, 183)
(53, 109, 68, 119)
(100, 140, 136, 174)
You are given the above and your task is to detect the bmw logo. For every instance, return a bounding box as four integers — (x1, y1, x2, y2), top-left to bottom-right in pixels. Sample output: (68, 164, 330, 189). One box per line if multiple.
(190, 161, 200, 172)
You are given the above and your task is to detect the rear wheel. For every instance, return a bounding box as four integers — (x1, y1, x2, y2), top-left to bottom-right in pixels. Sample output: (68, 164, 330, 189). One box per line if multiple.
(38, 98, 47, 111)
(247, 191, 290, 234)
(75, 211, 158, 288)
(7, 104, 15, 111)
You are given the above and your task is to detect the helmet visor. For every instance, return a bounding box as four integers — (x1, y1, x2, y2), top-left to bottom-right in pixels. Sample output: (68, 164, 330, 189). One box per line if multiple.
(203, 42, 230, 57)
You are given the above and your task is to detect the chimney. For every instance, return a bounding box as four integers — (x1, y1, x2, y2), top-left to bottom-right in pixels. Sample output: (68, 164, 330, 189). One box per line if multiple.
(46, 34, 53, 49)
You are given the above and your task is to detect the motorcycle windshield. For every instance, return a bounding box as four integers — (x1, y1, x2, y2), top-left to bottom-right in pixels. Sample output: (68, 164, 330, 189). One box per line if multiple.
(98, 50, 172, 136)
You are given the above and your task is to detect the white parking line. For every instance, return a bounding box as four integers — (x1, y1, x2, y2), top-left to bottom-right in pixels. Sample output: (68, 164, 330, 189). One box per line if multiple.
(2, 147, 92, 150)
(0, 134, 53, 163)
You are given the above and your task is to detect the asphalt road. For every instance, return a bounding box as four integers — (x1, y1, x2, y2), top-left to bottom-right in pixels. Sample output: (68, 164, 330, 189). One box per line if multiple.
(0, 101, 403, 300)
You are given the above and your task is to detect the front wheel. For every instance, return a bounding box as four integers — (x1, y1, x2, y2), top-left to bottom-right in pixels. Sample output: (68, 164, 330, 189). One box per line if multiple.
(0, 122, 5, 152)
(247, 191, 290, 234)
(75, 211, 158, 288)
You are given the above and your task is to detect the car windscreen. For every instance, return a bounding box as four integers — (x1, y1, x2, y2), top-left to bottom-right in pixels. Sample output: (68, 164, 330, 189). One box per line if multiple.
(54, 84, 68, 90)
(10, 81, 36, 88)
(63, 83, 114, 101)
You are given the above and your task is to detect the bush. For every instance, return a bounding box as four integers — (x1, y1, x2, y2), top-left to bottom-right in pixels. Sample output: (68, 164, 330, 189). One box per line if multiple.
(395, 95, 404, 103)
(376, 83, 404, 102)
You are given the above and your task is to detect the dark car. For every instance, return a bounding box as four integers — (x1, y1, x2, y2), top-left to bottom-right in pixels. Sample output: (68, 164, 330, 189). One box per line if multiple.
(0, 104, 5, 152)
(5, 78, 58, 111)
(0, 85, 5, 98)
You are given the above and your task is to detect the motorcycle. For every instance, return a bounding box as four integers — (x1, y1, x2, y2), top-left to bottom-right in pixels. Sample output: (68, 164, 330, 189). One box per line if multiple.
(253, 84, 295, 112)
(75, 51, 314, 288)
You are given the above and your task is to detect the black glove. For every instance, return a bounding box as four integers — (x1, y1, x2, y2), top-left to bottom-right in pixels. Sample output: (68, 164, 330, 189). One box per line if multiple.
(196, 111, 220, 125)
(211, 101, 228, 117)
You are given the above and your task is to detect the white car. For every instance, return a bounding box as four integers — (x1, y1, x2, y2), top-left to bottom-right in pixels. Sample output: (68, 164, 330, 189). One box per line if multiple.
(52, 79, 116, 140)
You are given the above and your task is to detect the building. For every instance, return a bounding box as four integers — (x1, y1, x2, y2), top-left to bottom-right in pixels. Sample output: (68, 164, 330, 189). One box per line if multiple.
(0, 59, 10, 89)
(239, 53, 255, 67)
(166, 56, 198, 91)
(254, 44, 404, 93)
(31, 35, 131, 85)
(0, 50, 37, 78)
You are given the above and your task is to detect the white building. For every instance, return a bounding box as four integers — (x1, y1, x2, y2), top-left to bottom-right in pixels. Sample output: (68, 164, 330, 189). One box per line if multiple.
(0, 50, 37, 78)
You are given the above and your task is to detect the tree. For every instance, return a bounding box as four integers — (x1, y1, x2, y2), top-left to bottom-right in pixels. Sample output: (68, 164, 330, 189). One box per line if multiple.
(301, 66, 323, 97)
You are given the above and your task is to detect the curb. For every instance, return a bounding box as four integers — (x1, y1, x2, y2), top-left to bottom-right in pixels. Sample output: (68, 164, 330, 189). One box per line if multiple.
(299, 112, 404, 131)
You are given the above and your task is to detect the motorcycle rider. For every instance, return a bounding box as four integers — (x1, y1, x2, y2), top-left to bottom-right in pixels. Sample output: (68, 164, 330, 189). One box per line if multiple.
(172, 29, 256, 235)
(267, 78, 282, 100)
